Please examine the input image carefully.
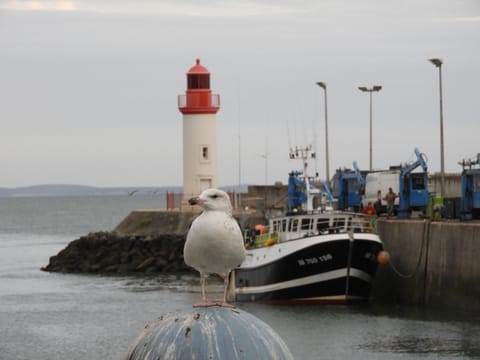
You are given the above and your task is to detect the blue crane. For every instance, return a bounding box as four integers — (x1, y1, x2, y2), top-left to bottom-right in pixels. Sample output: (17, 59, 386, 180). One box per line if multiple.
(287, 171, 334, 213)
(287, 170, 308, 211)
(335, 161, 365, 212)
(458, 153, 480, 221)
(397, 148, 429, 219)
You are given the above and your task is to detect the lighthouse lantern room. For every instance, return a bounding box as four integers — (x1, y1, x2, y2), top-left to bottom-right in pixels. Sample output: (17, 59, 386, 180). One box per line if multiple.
(178, 59, 220, 203)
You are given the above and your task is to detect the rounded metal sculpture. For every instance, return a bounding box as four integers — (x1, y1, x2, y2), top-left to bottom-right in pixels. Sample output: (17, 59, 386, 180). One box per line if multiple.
(125, 307, 293, 360)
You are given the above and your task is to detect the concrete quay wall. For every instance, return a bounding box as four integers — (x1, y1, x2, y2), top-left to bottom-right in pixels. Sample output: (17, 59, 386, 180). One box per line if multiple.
(373, 219, 480, 311)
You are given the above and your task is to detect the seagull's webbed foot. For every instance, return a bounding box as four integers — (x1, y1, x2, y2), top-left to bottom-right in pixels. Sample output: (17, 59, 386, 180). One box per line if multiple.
(215, 272, 236, 308)
(193, 301, 218, 308)
(215, 301, 236, 308)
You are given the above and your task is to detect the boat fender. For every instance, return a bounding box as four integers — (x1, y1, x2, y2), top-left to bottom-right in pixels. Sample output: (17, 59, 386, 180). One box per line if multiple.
(264, 238, 276, 247)
(376, 250, 390, 266)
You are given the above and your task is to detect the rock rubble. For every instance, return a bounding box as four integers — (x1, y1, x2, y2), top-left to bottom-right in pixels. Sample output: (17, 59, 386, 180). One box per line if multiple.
(42, 231, 192, 274)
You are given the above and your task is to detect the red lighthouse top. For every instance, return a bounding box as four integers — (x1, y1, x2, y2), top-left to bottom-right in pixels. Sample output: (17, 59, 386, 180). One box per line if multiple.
(187, 58, 210, 75)
(178, 58, 220, 115)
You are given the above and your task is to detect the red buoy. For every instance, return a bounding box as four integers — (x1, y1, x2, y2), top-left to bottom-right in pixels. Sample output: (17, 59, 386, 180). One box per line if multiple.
(377, 250, 390, 266)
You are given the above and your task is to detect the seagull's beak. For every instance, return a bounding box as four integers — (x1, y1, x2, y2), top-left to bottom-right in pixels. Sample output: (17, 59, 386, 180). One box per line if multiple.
(188, 196, 201, 205)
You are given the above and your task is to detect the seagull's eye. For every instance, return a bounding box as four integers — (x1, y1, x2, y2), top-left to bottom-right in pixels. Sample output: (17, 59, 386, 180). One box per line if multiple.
(211, 194, 219, 199)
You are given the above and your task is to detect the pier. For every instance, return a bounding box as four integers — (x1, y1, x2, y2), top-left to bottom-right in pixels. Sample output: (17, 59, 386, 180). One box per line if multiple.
(373, 219, 480, 311)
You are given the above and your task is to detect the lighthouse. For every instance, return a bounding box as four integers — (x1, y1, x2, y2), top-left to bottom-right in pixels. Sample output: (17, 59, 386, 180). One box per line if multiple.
(178, 59, 220, 203)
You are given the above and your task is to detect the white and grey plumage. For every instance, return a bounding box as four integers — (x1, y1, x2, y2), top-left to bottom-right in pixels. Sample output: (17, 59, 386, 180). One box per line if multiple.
(184, 188, 246, 307)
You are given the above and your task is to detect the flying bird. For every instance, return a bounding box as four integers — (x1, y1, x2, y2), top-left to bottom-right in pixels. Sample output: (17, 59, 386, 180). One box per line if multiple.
(184, 188, 246, 307)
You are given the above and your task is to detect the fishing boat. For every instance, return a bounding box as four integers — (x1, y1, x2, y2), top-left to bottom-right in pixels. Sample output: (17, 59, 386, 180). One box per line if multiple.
(229, 145, 387, 304)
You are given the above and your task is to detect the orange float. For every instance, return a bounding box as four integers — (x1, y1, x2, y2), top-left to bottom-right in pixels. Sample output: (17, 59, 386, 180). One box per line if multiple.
(376, 250, 390, 266)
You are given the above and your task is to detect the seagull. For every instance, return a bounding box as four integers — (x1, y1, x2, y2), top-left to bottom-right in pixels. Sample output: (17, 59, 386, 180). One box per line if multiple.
(184, 188, 246, 307)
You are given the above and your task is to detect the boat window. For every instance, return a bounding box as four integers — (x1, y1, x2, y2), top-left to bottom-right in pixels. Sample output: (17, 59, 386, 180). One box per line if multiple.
(290, 219, 298, 232)
(273, 220, 282, 232)
(282, 219, 288, 232)
(317, 218, 329, 232)
(334, 217, 346, 230)
(272, 220, 278, 232)
(301, 218, 311, 230)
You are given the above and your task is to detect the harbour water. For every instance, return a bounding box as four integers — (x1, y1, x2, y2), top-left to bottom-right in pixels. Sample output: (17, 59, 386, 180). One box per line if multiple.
(1, 195, 480, 359)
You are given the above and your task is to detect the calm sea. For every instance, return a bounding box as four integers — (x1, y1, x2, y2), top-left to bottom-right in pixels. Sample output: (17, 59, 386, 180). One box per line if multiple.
(1, 195, 480, 360)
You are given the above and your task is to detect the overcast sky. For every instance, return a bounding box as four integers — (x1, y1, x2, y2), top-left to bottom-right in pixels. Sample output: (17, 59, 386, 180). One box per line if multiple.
(0, 0, 479, 188)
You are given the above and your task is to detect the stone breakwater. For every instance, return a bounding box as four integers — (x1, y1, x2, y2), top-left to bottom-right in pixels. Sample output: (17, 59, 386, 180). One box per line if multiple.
(42, 210, 265, 274)
(41, 231, 191, 274)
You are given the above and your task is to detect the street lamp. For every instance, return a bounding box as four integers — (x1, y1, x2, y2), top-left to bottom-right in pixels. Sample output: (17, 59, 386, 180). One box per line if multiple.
(429, 58, 445, 198)
(358, 85, 382, 171)
(316, 82, 330, 183)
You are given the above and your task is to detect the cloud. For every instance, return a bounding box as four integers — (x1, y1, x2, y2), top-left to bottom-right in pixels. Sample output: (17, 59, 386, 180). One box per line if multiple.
(1, 0, 301, 16)
(2, 0, 77, 11)
(436, 16, 480, 23)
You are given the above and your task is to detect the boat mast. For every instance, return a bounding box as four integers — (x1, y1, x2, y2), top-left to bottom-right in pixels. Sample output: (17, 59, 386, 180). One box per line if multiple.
(289, 145, 320, 212)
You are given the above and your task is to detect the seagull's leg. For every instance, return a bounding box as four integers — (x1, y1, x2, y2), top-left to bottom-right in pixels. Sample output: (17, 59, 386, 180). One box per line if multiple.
(216, 271, 235, 308)
(200, 273, 207, 301)
(193, 273, 216, 308)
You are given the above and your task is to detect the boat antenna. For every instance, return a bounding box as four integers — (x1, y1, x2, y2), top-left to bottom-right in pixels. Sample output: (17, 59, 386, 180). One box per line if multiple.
(286, 120, 292, 150)
(311, 114, 318, 178)
(237, 87, 242, 187)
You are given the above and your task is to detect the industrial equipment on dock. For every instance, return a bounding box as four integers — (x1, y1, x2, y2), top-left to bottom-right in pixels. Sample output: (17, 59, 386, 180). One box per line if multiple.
(362, 147, 429, 218)
(397, 147, 429, 219)
(334, 162, 365, 212)
(458, 153, 480, 221)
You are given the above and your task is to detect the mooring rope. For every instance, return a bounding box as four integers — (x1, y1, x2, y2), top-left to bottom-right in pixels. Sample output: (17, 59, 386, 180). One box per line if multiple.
(381, 219, 429, 278)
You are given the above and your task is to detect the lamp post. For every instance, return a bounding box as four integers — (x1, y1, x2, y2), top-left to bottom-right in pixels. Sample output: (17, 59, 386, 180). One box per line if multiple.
(429, 58, 445, 198)
(316, 82, 330, 183)
(358, 85, 382, 171)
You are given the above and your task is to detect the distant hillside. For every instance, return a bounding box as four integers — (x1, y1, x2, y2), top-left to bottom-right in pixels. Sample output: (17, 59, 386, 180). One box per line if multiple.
(0, 184, 182, 198)
(0, 184, 249, 198)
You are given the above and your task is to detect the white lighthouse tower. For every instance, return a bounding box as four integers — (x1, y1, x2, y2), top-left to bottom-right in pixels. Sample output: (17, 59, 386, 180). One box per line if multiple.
(178, 59, 220, 203)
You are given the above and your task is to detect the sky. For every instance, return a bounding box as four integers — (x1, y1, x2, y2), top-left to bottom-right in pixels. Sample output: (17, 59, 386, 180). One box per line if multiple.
(0, 0, 479, 188)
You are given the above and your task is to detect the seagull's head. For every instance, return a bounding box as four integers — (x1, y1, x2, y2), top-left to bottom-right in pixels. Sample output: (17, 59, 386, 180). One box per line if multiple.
(188, 188, 232, 212)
